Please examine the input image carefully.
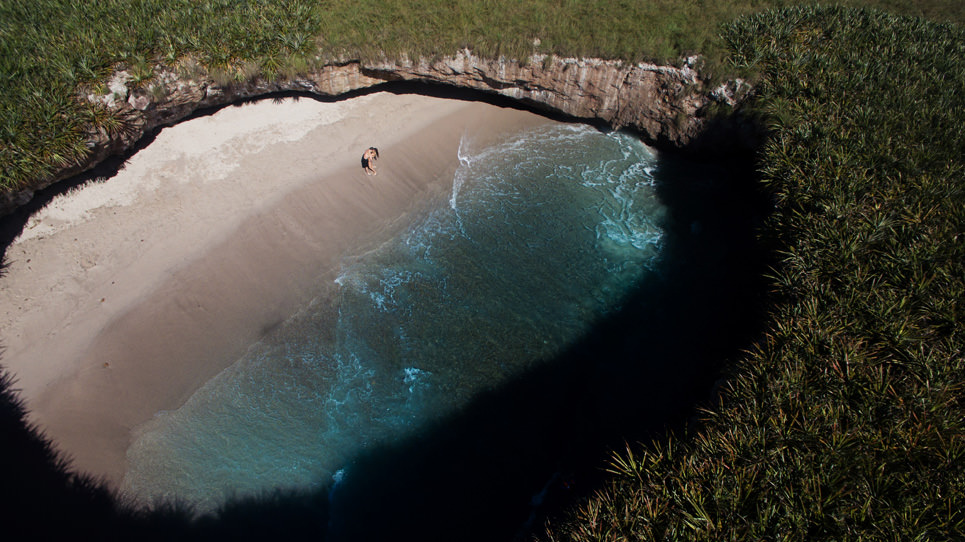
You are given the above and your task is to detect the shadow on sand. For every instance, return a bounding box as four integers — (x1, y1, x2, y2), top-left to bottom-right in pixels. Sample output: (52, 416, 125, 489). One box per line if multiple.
(0, 81, 604, 264)
(0, 91, 770, 541)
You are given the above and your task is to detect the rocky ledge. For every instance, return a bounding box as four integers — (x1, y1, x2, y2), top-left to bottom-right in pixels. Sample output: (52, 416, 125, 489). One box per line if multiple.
(2, 50, 758, 216)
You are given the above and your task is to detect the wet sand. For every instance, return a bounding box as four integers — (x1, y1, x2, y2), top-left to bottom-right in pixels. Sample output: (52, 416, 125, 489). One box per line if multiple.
(0, 92, 552, 485)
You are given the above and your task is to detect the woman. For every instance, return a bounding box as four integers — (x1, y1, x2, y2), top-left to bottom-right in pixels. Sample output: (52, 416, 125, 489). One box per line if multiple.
(361, 147, 379, 175)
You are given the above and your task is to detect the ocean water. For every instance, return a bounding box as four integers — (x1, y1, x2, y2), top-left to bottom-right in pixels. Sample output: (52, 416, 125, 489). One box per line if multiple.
(122, 122, 667, 512)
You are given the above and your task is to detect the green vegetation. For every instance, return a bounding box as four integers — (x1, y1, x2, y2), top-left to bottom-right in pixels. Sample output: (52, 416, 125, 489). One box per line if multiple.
(2, 1, 964, 194)
(1, 1, 963, 539)
(545, 6, 964, 540)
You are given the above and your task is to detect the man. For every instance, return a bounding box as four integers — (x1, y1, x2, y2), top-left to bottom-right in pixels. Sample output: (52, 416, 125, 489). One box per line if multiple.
(361, 147, 379, 175)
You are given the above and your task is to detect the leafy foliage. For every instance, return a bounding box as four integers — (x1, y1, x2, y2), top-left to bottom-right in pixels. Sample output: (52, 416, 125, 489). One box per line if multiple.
(2, 1, 964, 193)
(1, 2, 964, 540)
(545, 6, 964, 540)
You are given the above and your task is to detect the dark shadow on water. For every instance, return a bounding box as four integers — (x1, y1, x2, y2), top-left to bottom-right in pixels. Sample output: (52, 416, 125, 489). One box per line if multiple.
(0, 90, 769, 540)
(312, 148, 770, 542)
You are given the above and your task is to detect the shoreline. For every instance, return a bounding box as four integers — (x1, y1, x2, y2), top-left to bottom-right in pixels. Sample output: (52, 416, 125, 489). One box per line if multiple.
(0, 93, 553, 485)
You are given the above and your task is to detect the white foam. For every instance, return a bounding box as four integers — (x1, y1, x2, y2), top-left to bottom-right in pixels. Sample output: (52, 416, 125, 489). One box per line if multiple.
(119, 120, 669, 514)
(451, 131, 474, 210)
(403, 367, 431, 394)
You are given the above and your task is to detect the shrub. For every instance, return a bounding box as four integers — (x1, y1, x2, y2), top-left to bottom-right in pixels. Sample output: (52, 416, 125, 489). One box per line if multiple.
(545, 6, 965, 540)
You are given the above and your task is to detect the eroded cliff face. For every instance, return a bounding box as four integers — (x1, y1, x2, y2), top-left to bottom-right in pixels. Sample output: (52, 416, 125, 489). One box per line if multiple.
(2, 51, 754, 216)
(368, 52, 709, 143)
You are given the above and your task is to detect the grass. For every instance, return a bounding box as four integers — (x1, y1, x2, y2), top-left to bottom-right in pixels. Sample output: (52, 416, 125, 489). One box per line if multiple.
(1, 1, 964, 195)
(1, 1, 964, 539)
(544, 5, 964, 540)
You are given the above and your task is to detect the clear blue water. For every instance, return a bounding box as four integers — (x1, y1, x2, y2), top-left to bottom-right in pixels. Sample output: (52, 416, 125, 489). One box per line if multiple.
(122, 122, 667, 512)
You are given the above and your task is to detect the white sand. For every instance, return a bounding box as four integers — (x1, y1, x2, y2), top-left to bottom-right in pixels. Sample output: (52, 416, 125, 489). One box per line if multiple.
(0, 92, 552, 484)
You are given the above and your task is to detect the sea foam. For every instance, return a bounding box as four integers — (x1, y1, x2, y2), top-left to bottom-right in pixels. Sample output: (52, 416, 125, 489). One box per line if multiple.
(122, 122, 666, 512)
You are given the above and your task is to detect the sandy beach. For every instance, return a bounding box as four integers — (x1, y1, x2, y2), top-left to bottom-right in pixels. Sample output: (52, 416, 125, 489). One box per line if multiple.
(0, 92, 552, 486)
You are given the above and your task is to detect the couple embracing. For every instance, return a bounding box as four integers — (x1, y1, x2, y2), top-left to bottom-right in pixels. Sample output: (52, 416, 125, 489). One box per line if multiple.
(361, 147, 379, 175)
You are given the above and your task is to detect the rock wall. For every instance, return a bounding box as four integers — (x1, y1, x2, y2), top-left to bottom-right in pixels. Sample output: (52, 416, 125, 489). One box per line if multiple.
(1, 51, 756, 216)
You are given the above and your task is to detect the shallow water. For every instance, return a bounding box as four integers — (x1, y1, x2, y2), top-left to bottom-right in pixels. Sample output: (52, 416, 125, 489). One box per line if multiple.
(122, 122, 666, 512)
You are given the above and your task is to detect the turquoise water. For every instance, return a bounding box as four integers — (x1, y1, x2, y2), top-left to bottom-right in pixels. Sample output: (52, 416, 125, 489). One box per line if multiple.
(122, 122, 666, 512)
